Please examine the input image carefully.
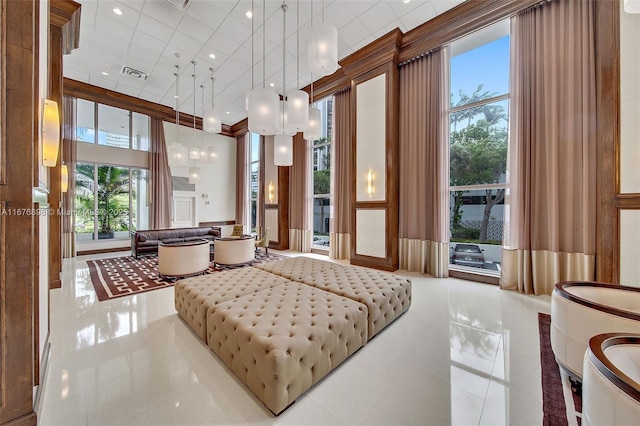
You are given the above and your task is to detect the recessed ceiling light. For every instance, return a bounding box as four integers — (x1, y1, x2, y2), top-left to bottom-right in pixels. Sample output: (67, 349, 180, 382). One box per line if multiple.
(269, 82, 275, 87)
(209, 53, 216, 59)
(402, 0, 411, 3)
(245, 10, 253, 19)
(112, 7, 123, 15)
(101, 71, 109, 76)
(226, 111, 230, 115)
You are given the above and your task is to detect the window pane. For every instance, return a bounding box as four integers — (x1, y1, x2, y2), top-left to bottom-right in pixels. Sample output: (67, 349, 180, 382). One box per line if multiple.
(98, 104, 130, 148)
(450, 23, 510, 107)
(75, 163, 95, 240)
(312, 197, 330, 246)
(132, 112, 149, 151)
(251, 132, 260, 162)
(131, 168, 149, 231)
(250, 162, 259, 201)
(450, 99, 508, 186)
(76, 99, 95, 143)
(250, 200, 257, 232)
(97, 165, 130, 239)
(313, 145, 331, 196)
(449, 190, 503, 271)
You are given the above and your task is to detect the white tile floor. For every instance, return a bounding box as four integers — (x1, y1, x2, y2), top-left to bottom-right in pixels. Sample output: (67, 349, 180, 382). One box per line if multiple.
(39, 251, 552, 426)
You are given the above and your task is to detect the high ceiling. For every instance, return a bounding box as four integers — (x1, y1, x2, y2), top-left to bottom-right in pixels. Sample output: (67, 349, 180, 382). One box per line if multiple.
(64, 0, 465, 126)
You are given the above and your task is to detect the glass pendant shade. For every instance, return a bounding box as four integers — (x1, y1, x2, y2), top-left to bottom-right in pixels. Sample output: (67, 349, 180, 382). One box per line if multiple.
(285, 90, 309, 134)
(308, 22, 338, 77)
(199, 145, 210, 164)
(169, 143, 188, 167)
(189, 146, 200, 160)
(274, 134, 293, 166)
(203, 107, 222, 133)
(248, 88, 279, 135)
(304, 107, 321, 140)
(207, 145, 218, 164)
(625, 0, 640, 13)
(188, 166, 201, 184)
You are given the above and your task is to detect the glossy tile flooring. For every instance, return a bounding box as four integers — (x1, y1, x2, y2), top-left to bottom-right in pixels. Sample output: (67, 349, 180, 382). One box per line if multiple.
(39, 251, 552, 425)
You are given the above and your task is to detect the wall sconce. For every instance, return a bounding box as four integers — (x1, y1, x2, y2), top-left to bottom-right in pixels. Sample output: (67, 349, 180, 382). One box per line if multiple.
(367, 170, 374, 196)
(268, 182, 274, 203)
(60, 164, 68, 193)
(42, 99, 60, 167)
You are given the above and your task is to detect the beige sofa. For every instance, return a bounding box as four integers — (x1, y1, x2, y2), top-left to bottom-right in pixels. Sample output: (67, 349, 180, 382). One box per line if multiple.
(174, 256, 411, 415)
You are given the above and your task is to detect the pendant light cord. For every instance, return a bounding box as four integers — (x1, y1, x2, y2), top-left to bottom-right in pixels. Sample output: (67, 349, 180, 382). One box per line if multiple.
(210, 68, 215, 108)
(175, 65, 180, 143)
(262, 0, 266, 88)
(296, 0, 299, 89)
(251, 0, 254, 90)
(191, 60, 196, 164)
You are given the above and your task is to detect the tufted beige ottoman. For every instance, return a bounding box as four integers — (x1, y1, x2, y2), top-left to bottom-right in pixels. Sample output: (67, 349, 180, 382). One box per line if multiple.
(254, 256, 345, 281)
(174, 268, 291, 341)
(206, 282, 368, 415)
(299, 266, 411, 340)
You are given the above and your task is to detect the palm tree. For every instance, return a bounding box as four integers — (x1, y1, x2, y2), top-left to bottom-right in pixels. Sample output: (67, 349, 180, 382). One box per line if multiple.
(75, 164, 130, 239)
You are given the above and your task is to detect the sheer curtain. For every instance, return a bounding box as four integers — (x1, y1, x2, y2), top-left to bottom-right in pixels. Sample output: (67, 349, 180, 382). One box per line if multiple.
(289, 133, 312, 252)
(329, 89, 351, 260)
(62, 96, 77, 257)
(501, 0, 596, 295)
(398, 49, 449, 277)
(149, 118, 173, 229)
(235, 133, 249, 226)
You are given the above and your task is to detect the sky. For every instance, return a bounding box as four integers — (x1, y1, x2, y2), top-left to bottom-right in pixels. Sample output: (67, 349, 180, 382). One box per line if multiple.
(450, 35, 510, 106)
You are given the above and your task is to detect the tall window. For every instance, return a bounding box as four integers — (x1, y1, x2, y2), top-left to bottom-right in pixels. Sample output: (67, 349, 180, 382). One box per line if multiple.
(73, 98, 151, 242)
(312, 97, 333, 248)
(249, 132, 260, 232)
(77, 100, 149, 151)
(448, 21, 510, 273)
(75, 163, 149, 241)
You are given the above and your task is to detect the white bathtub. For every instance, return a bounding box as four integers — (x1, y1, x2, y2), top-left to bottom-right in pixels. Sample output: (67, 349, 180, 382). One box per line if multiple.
(550, 281, 640, 379)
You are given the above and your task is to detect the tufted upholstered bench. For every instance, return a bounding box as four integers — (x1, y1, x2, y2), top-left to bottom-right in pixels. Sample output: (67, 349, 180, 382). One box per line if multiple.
(298, 266, 412, 340)
(174, 268, 292, 341)
(206, 282, 368, 415)
(254, 256, 345, 281)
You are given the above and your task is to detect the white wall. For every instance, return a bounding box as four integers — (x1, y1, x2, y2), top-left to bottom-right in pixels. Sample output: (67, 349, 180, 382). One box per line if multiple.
(618, 3, 640, 288)
(164, 122, 236, 225)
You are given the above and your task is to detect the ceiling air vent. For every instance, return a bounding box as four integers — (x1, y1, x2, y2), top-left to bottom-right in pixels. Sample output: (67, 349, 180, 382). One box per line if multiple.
(162, 0, 190, 10)
(121, 66, 148, 81)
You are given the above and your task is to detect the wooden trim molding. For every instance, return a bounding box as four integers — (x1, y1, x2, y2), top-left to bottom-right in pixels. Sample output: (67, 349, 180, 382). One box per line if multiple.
(49, 0, 81, 54)
(0, 0, 6, 186)
(341, 29, 403, 79)
(63, 78, 235, 137)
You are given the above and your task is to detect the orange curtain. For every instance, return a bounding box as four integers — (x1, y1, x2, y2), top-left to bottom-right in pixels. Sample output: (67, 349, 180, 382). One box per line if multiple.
(501, 0, 596, 295)
(329, 89, 351, 260)
(398, 49, 449, 277)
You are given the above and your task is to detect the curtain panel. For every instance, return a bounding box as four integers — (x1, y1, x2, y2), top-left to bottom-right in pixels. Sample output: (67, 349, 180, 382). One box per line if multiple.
(501, 0, 597, 295)
(329, 89, 352, 260)
(235, 133, 249, 226)
(149, 118, 173, 229)
(62, 96, 77, 257)
(398, 49, 449, 277)
(289, 133, 312, 252)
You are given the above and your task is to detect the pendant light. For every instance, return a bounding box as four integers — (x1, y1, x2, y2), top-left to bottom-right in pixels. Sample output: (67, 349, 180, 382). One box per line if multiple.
(304, 76, 321, 140)
(274, 1, 293, 166)
(247, 0, 279, 135)
(169, 65, 188, 167)
(308, 0, 338, 77)
(285, 0, 309, 134)
(203, 68, 222, 134)
(199, 84, 210, 163)
(188, 61, 201, 184)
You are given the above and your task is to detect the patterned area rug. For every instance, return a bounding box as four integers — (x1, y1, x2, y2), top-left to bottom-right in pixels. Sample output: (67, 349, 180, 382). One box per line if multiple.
(538, 312, 582, 426)
(87, 251, 286, 302)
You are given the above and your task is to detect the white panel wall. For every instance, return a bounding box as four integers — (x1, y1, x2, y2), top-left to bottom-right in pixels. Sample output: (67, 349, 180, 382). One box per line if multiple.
(355, 209, 386, 258)
(619, 3, 640, 193)
(264, 208, 279, 243)
(356, 75, 386, 201)
(619, 4, 640, 286)
(164, 122, 236, 224)
(619, 210, 640, 287)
